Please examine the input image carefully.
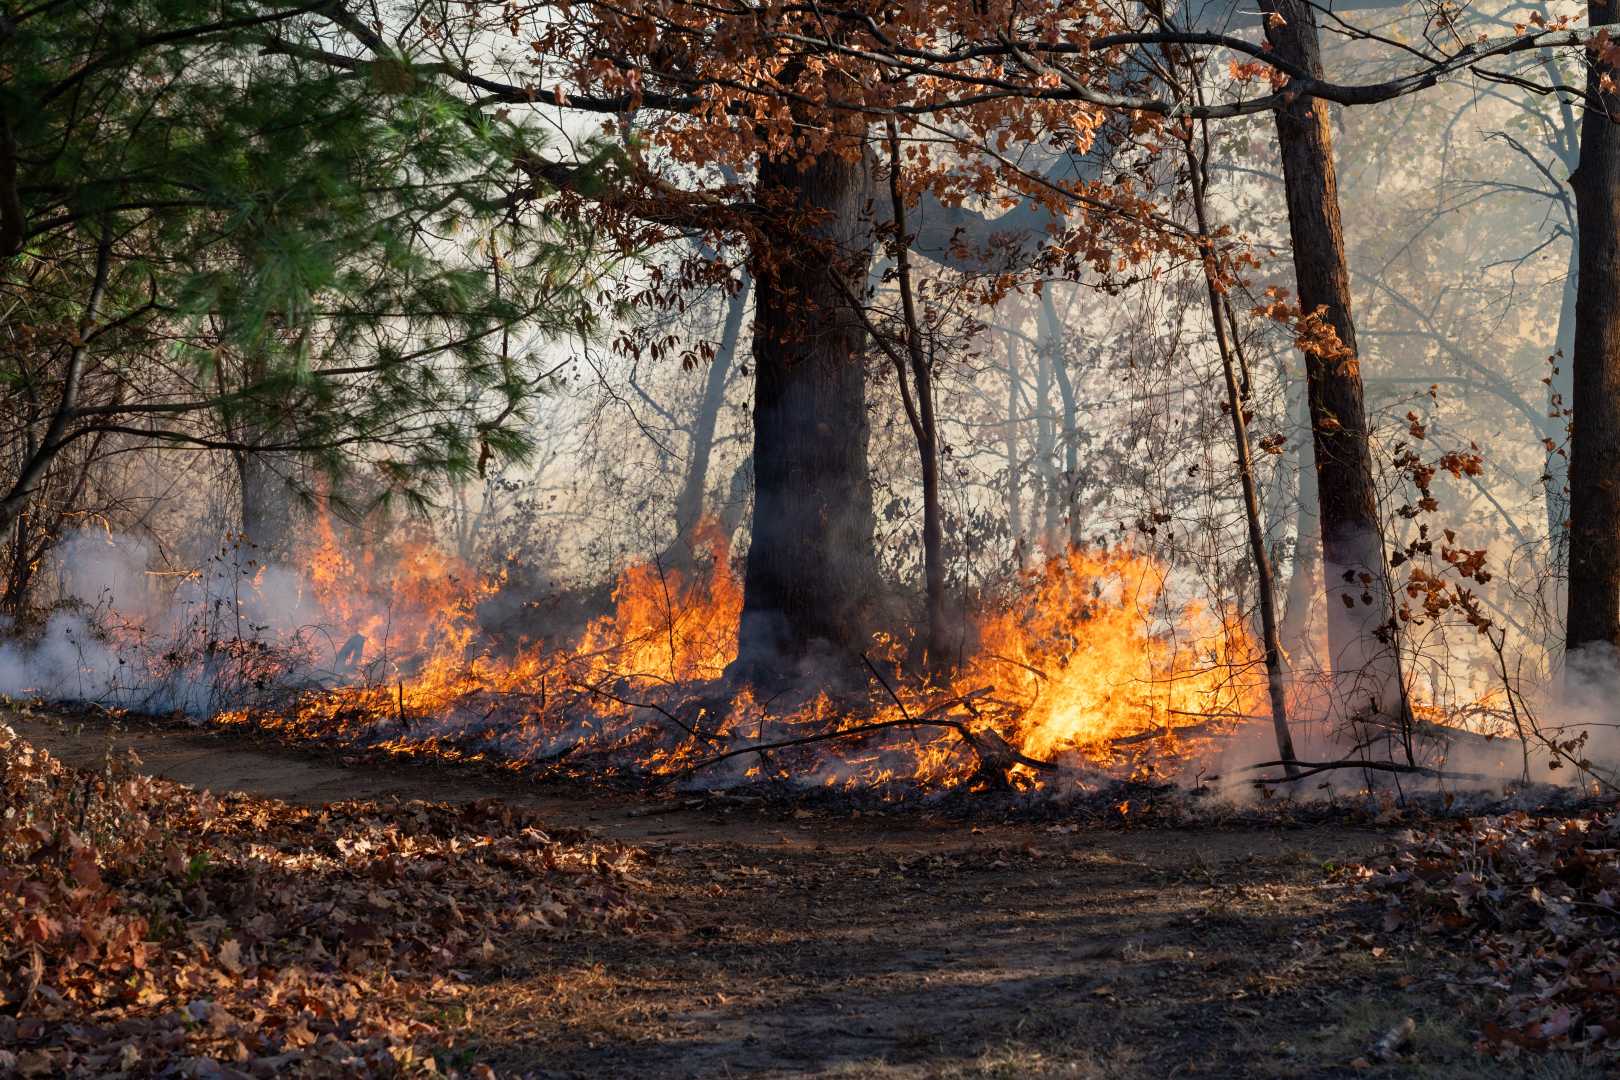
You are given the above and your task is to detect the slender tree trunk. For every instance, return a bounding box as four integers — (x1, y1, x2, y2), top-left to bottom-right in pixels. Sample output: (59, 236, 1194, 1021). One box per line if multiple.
(668, 273, 749, 563)
(731, 144, 880, 681)
(879, 128, 948, 668)
(1183, 124, 1298, 775)
(1262, 0, 1408, 725)
(1003, 333, 1026, 568)
(1040, 290, 1084, 548)
(884, 120, 949, 671)
(3, 506, 32, 613)
(1032, 331, 1060, 551)
(1565, 9, 1620, 660)
(0, 230, 112, 535)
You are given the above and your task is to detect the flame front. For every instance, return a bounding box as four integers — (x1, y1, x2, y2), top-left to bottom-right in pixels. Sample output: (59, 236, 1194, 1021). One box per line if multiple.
(961, 550, 1257, 761)
(208, 513, 1259, 794)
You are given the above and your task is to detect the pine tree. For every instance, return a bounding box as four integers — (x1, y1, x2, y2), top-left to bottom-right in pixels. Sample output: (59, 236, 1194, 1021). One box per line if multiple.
(0, 0, 609, 565)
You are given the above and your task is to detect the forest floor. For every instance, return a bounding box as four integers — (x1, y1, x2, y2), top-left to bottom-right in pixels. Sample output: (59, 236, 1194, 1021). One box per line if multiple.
(8, 711, 1591, 1080)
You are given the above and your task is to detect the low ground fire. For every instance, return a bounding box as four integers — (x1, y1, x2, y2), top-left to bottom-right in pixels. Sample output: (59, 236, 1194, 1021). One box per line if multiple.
(194, 514, 1263, 796)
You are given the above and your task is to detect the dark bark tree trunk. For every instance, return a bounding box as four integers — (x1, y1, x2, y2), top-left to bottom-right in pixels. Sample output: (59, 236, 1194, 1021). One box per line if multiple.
(0, 230, 112, 536)
(1565, 9, 1620, 660)
(884, 120, 949, 672)
(232, 344, 298, 564)
(237, 448, 294, 563)
(1183, 122, 1298, 776)
(731, 145, 880, 681)
(1263, 0, 1408, 725)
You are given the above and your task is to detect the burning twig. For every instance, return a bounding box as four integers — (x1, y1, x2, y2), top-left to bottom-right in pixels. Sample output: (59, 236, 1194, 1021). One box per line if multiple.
(859, 650, 914, 720)
(672, 695, 1055, 786)
(858, 652, 995, 729)
(579, 679, 725, 744)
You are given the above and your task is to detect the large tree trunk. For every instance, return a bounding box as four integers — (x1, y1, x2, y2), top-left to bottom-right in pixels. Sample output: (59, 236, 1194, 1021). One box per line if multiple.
(238, 449, 294, 563)
(731, 145, 880, 681)
(1262, 0, 1408, 725)
(1565, 8, 1620, 661)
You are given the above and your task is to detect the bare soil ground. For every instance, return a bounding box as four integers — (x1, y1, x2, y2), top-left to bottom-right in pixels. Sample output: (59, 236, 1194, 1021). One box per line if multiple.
(7, 711, 1584, 1079)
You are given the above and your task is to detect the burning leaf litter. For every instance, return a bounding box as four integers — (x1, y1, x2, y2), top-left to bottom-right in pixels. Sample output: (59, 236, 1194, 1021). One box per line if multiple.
(0, 722, 665, 1077)
(190, 518, 1265, 796)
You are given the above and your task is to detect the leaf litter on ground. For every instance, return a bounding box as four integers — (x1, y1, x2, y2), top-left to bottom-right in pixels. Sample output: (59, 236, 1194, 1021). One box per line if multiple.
(0, 722, 667, 1077)
(1358, 807, 1620, 1060)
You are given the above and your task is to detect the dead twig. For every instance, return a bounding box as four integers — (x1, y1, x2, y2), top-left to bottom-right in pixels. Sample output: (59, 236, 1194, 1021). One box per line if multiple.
(1243, 759, 1492, 785)
(579, 680, 726, 744)
(672, 706, 1055, 783)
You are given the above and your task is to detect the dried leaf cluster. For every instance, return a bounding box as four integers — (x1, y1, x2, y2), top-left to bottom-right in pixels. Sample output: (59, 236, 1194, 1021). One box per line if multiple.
(0, 724, 664, 1077)
(1365, 811, 1620, 1057)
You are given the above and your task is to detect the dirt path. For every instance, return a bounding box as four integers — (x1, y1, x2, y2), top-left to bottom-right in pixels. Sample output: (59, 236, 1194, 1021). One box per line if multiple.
(8, 712, 1542, 1079)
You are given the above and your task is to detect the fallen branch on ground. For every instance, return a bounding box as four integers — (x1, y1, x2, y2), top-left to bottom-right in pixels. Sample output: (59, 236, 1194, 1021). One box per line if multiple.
(672, 688, 1056, 784)
(1244, 758, 1493, 785)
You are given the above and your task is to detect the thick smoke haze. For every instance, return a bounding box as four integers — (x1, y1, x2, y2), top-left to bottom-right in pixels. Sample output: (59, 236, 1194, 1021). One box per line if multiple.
(0, 530, 351, 715)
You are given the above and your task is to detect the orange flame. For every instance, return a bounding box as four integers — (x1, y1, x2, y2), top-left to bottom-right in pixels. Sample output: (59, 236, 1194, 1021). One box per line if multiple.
(962, 548, 1258, 760)
(219, 508, 1257, 792)
(575, 521, 742, 684)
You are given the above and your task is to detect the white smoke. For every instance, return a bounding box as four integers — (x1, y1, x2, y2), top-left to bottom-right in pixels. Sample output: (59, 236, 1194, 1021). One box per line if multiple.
(0, 530, 352, 715)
